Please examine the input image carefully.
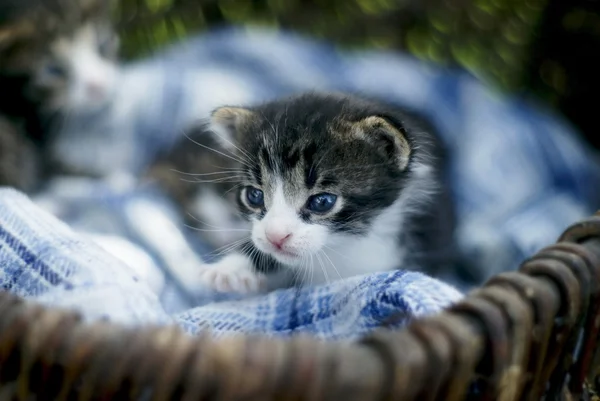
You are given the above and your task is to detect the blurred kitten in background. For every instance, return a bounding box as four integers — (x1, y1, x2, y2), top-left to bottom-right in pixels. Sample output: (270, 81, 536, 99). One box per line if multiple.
(148, 125, 251, 252)
(0, 0, 119, 191)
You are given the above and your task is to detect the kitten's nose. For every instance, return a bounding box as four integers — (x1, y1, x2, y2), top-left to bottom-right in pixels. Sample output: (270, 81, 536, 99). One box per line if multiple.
(86, 81, 106, 100)
(266, 230, 292, 248)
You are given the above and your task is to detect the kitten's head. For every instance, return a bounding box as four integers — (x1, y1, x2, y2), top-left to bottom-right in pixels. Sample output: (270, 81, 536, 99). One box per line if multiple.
(0, 0, 119, 113)
(210, 92, 436, 267)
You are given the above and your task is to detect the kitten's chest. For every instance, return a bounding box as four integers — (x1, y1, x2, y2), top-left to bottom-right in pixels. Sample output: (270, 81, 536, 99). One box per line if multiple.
(306, 234, 404, 285)
(300, 199, 407, 286)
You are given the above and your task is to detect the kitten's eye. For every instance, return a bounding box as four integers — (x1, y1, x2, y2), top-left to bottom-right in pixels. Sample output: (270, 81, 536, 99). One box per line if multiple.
(98, 36, 117, 57)
(43, 64, 67, 79)
(245, 187, 264, 208)
(306, 193, 337, 213)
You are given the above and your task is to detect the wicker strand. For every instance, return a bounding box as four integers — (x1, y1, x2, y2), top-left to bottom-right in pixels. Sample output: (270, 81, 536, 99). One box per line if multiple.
(472, 285, 533, 401)
(485, 272, 561, 401)
(551, 242, 600, 397)
(2, 213, 600, 399)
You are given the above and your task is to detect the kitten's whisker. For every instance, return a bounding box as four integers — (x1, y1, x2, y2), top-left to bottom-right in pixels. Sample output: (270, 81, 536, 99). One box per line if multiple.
(321, 250, 343, 281)
(205, 238, 249, 258)
(176, 177, 240, 184)
(180, 177, 243, 184)
(170, 169, 246, 177)
(230, 209, 251, 221)
(191, 174, 247, 182)
(322, 245, 352, 262)
(315, 252, 330, 285)
(186, 212, 248, 231)
(208, 128, 257, 166)
(258, 249, 268, 275)
(200, 237, 251, 257)
(185, 225, 251, 233)
(208, 237, 251, 257)
(240, 242, 256, 261)
(309, 253, 315, 286)
(183, 131, 251, 168)
(241, 242, 256, 262)
(241, 242, 253, 258)
(302, 254, 310, 287)
(294, 251, 306, 288)
(208, 164, 250, 172)
(293, 259, 303, 288)
(192, 179, 245, 185)
(211, 244, 246, 258)
(224, 183, 244, 195)
(178, 176, 245, 184)
(300, 251, 309, 287)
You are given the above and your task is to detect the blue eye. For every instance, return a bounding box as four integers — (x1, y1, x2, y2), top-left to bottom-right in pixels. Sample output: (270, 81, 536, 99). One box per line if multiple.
(44, 64, 66, 78)
(98, 37, 116, 57)
(245, 187, 264, 208)
(307, 193, 337, 213)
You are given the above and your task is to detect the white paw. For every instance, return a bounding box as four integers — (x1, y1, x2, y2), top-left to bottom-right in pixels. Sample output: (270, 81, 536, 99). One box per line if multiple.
(199, 254, 266, 295)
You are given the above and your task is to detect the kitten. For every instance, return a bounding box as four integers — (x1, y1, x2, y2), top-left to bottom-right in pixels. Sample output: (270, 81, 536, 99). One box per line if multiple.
(0, 0, 119, 190)
(152, 92, 457, 295)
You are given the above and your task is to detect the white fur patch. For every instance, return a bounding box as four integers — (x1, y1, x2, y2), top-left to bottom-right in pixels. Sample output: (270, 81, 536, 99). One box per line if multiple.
(198, 253, 266, 294)
(125, 198, 209, 297)
(309, 199, 406, 285)
(191, 188, 249, 248)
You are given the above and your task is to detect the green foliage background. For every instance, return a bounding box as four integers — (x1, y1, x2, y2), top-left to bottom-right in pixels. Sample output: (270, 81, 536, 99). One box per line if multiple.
(113, 0, 548, 94)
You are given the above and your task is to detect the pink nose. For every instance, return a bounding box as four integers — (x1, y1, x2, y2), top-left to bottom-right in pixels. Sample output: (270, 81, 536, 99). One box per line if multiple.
(86, 81, 105, 100)
(266, 231, 292, 248)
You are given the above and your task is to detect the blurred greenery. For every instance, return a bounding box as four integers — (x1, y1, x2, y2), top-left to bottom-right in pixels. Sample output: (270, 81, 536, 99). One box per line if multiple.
(113, 0, 547, 93)
(110, 0, 600, 150)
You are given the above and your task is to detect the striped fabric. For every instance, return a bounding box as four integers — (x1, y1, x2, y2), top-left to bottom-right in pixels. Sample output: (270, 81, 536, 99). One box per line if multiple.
(1, 27, 599, 339)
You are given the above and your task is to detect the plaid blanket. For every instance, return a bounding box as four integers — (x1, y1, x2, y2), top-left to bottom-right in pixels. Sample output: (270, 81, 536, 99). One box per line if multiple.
(1, 27, 600, 339)
(0, 188, 462, 338)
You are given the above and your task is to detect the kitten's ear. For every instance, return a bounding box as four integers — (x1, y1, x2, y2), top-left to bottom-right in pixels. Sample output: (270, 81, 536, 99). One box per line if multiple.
(0, 22, 32, 50)
(353, 116, 411, 170)
(79, 0, 111, 16)
(0, 28, 15, 48)
(209, 107, 255, 149)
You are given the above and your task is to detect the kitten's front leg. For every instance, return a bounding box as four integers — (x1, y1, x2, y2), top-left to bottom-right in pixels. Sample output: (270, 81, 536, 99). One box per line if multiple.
(199, 253, 267, 295)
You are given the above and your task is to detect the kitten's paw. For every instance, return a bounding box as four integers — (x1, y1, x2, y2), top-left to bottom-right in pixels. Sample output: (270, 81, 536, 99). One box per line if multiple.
(199, 254, 266, 295)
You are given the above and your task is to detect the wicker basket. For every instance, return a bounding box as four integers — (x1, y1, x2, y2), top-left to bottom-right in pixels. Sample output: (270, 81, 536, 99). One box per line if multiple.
(1, 213, 600, 400)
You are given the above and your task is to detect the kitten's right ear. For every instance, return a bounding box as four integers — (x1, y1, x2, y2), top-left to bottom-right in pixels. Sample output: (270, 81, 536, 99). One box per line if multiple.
(352, 116, 412, 170)
(209, 107, 255, 149)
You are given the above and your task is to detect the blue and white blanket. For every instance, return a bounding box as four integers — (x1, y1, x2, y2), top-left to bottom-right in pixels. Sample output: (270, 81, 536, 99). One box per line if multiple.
(1, 27, 600, 339)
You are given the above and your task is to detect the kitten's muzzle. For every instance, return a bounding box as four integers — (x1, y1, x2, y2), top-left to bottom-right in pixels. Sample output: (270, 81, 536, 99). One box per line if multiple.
(266, 231, 292, 249)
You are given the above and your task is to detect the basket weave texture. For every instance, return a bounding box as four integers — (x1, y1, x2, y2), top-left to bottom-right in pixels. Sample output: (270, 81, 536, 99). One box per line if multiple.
(2, 213, 600, 400)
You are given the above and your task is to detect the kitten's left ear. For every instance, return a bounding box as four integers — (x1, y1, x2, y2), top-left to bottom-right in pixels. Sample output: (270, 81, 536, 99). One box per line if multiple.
(79, 0, 111, 16)
(0, 22, 33, 50)
(353, 116, 411, 170)
(209, 106, 255, 149)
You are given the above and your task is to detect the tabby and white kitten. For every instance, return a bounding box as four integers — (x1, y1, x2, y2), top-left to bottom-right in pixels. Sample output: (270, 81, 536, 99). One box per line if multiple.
(153, 92, 457, 295)
(0, 0, 119, 191)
